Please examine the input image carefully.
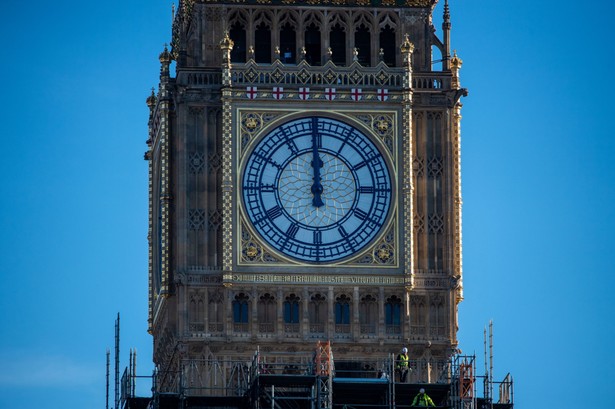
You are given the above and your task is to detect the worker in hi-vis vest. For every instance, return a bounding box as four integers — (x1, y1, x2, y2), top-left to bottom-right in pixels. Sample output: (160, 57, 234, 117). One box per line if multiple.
(411, 388, 436, 407)
(395, 347, 409, 383)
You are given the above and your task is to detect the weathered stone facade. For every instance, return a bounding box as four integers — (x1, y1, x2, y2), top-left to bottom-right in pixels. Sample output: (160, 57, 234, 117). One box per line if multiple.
(145, 0, 466, 393)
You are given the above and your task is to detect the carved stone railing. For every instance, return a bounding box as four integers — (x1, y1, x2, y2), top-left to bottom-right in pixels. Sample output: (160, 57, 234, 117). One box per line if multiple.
(176, 62, 452, 92)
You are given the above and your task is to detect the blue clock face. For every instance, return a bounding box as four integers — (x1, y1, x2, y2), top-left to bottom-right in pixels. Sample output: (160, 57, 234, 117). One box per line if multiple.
(242, 116, 392, 263)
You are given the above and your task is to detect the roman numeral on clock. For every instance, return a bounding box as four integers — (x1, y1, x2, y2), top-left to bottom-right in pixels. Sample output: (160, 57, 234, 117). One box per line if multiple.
(266, 206, 282, 220)
(354, 208, 368, 221)
(286, 223, 299, 238)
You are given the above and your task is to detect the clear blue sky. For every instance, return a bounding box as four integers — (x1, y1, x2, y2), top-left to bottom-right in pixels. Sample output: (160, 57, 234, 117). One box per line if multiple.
(1, 1, 613, 408)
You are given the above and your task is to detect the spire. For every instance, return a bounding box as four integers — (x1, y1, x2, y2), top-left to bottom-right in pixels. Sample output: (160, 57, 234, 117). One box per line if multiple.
(443, 0, 451, 26)
(442, 0, 452, 70)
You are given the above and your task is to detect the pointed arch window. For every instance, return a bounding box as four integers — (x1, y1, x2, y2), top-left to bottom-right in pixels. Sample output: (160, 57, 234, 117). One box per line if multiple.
(284, 293, 301, 333)
(208, 291, 224, 333)
(385, 295, 403, 335)
(284, 294, 300, 324)
(410, 295, 426, 336)
(258, 293, 276, 333)
(330, 24, 346, 66)
(379, 26, 396, 67)
(335, 294, 351, 334)
(430, 295, 446, 337)
(233, 293, 250, 332)
(229, 22, 246, 63)
(355, 25, 371, 66)
(189, 292, 205, 332)
(280, 23, 296, 64)
(359, 294, 377, 334)
(309, 294, 326, 333)
(304, 24, 321, 65)
(255, 22, 271, 63)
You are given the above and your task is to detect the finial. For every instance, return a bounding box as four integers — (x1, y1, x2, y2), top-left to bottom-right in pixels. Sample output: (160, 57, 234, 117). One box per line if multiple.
(451, 50, 463, 69)
(172, 3, 175, 20)
(159, 44, 172, 63)
(400, 34, 414, 67)
(219, 32, 234, 64)
(400, 34, 414, 55)
(443, 0, 450, 23)
(146, 87, 157, 108)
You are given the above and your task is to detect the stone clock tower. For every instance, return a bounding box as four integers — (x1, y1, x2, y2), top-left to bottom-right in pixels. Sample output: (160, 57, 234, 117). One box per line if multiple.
(145, 0, 466, 395)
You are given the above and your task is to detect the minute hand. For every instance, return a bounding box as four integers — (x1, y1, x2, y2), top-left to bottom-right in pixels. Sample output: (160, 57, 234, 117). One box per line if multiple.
(311, 132, 324, 208)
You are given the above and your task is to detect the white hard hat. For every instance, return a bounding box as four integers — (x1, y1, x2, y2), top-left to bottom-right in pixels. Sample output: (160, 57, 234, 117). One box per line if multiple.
(402, 347, 408, 353)
(419, 388, 425, 394)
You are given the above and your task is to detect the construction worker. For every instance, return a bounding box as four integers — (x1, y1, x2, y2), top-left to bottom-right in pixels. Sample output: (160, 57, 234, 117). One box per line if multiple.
(395, 347, 410, 383)
(411, 388, 436, 407)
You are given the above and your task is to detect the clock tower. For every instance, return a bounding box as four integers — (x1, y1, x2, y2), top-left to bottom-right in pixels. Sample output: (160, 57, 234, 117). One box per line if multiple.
(145, 0, 467, 395)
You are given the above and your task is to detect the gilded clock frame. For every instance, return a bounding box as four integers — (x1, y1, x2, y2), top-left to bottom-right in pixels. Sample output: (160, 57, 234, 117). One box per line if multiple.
(231, 107, 402, 277)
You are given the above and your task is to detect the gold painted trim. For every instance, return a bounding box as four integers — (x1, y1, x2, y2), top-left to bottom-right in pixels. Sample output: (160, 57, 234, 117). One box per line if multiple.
(234, 108, 401, 271)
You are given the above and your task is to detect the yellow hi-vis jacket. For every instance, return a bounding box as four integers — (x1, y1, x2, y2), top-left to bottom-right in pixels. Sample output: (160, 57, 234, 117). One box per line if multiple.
(411, 392, 435, 407)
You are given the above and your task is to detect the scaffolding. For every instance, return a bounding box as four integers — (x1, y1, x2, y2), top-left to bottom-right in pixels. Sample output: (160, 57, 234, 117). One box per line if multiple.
(120, 346, 513, 409)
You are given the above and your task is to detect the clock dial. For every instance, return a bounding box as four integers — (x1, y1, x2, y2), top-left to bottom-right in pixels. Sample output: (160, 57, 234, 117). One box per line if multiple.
(242, 116, 392, 263)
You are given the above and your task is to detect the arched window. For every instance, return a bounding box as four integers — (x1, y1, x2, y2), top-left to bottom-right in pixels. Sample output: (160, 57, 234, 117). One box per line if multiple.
(232, 293, 250, 332)
(284, 294, 300, 324)
(359, 294, 377, 334)
(189, 292, 204, 332)
(410, 295, 426, 336)
(429, 295, 446, 337)
(379, 26, 396, 66)
(385, 295, 403, 334)
(208, 291, 224, 333)
(255, 22, 271, 63)
(335, 294, 351, 334)
(284, 294, 300, 333)
(355, 25, 371, 66)
(330, 24, 346, 66)
(258, 293, 276, 333)
(280, 23, 296, 64)
(229, 22, 246, 63)
(309, 294, 326, 333)
(304, 23, 321, 65)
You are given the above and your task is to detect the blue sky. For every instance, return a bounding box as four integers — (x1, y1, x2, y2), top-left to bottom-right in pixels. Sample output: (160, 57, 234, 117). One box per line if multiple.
(0, 1, 613, 408)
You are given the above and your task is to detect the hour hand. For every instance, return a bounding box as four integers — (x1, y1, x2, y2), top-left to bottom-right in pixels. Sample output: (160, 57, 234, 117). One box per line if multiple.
(311, 154, 324, 207)
(311, 134, 324, 208)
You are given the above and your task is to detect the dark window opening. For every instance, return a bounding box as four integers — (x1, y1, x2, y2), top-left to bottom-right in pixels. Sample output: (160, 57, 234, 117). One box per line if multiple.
(280, 23, 296, 64)
(330, 24, 346, 66)
(379, 26, 396, 66)
(385, 296, 402, 326)
(284, 294, 300, 323)
(355, 25, 371, 66)
(335, 297, 350, 325)
(229, 23, 246, 63)
(305, 24, 321, 65)
(255, 23, 271, 63)
(233, 293, 249, 323)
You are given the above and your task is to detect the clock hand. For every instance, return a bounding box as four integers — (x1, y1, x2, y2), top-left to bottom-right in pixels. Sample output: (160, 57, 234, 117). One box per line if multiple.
(311, 126, 324, 208)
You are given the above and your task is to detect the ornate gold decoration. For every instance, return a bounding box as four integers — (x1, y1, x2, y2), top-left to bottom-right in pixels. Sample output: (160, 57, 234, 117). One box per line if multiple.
(245, 245, 258, 258)
(244, 114, 259, 130)
(376, 118, 389, 133)
(236, 110, 399, 269)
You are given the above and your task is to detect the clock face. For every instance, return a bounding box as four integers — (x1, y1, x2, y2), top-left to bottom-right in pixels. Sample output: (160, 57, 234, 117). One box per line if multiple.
(241, 116, 392, 263)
